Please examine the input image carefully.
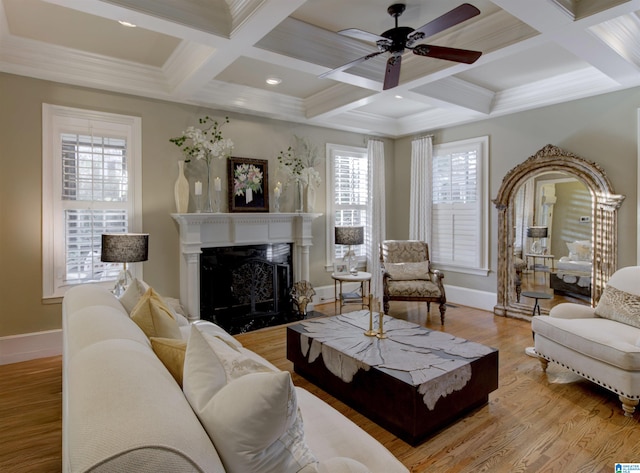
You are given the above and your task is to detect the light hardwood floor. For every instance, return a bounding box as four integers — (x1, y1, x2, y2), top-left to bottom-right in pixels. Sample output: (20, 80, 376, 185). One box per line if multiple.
(1, 302, 637, 473)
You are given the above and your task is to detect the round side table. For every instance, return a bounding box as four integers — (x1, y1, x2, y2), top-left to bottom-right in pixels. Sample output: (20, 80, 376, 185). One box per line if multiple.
(331, 271, 372, 314)
(521, 291, 553, 316)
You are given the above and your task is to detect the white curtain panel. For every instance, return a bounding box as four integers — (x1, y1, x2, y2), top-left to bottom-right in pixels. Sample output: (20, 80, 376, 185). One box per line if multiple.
(366, 139, 386, 306)
(409, 136, 433, 244)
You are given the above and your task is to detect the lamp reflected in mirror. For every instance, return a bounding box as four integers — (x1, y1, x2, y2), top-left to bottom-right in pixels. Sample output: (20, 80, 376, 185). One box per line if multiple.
(527, 226, 548, 254)
(101, 233, 149, 296)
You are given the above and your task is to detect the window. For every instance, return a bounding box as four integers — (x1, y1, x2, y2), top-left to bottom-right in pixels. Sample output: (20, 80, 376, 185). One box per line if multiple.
(326, 144, 369, 268)
(431, 136, 488, 275)
(42, 104, 142, 299)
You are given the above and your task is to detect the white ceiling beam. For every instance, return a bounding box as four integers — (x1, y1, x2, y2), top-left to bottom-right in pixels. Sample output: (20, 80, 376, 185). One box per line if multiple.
(410, 77, 495, 115)
(171, 0, 307, 98)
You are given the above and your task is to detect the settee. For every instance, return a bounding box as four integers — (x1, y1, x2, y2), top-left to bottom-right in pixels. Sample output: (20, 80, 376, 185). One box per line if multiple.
(531, 266, 640, 417)
(62, 283, 409, 473)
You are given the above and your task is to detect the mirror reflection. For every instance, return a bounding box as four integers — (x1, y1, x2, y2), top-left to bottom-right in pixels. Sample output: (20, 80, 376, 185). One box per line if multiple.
(514, 173, 593, 314)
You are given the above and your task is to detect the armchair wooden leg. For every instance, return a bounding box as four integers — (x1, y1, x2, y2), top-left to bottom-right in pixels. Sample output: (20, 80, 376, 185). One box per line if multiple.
(383, 298, 390, 315)
(426, 301, 431, 313)
(619, 396, 638, 417)
(439, 303, 446, 325)
(539, 358, 548, 372)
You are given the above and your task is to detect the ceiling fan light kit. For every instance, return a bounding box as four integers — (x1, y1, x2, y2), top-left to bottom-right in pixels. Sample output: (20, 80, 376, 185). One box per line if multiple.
(320, 2, 483, 90)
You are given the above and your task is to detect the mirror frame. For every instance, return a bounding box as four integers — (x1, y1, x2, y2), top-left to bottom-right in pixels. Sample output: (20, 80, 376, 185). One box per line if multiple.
(493, 144, 625, 319)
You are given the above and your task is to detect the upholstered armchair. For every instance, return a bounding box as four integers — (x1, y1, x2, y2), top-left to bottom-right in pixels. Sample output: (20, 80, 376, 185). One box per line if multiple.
(380, 240, 447, 324)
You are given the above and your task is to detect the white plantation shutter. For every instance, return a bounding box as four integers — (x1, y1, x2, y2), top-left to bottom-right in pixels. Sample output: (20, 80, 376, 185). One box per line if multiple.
(431, 137, 488, 273)
(326, 144, 369, 263)
(43, 105, 142, 298)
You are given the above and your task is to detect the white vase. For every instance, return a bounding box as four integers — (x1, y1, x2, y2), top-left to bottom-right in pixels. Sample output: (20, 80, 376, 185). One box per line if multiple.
(305, 184, 316, 213)
(174, 160, 189, 213)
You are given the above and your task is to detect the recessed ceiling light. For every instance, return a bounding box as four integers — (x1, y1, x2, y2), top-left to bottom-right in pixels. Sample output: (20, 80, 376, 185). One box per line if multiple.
(118, 20, 137, 27)
(395, 95, 403, 99)
(266, 77, 282, 85)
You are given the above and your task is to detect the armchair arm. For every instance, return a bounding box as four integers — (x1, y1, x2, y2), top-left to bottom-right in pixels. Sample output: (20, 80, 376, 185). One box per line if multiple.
(548, 303, 596, 319)
(431, 269, 446, 301)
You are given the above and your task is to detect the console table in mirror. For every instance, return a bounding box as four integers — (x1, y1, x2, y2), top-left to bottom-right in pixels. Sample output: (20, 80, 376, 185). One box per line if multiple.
(493, 144, 625, 320)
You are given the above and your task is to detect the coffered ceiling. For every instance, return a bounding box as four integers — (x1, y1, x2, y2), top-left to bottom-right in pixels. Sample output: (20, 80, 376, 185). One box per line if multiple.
(1, 0, 639, 137)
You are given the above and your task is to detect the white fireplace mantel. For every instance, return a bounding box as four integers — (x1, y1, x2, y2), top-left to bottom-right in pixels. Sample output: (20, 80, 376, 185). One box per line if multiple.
(171, 212, 321, 319)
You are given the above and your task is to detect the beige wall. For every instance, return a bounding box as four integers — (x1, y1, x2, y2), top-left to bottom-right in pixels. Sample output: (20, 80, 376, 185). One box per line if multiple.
(392, 87, 639, 293)
(1, 72, 638, 337)
(0, 72, 393, 337)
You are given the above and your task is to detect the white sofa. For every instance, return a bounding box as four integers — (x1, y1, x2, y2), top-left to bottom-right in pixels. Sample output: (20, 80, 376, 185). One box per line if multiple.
(532, 266, 640, 417)
(62, 283, 409, 473)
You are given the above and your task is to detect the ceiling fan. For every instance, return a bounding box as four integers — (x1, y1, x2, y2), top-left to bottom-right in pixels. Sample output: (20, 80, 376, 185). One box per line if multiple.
(319, 3, 483, 90)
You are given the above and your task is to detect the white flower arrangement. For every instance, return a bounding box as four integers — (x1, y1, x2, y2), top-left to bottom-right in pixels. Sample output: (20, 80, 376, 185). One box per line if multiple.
(277, 136, 321, 187)
(170, 116, 234, 166)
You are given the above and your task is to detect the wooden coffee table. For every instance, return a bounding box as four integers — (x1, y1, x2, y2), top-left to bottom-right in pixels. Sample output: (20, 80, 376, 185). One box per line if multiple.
(286, 312, 498, 445)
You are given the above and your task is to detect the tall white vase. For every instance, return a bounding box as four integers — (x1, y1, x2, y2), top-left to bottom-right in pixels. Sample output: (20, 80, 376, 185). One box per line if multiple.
(174, 160, 189, 213)
(305, 184, 316, 213)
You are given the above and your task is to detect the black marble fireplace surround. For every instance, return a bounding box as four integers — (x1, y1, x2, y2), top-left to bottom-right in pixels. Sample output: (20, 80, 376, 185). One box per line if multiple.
(200, 244, 299, 334)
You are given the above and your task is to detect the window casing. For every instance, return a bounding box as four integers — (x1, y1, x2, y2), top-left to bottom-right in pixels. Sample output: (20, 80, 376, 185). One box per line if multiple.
(325, 144, 369, 269)
(42, 104, 142, 299)
(431, 136, 488, 275)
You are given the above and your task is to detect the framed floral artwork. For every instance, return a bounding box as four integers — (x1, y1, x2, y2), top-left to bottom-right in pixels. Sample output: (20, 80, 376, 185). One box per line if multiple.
(227, 157, 269, 212)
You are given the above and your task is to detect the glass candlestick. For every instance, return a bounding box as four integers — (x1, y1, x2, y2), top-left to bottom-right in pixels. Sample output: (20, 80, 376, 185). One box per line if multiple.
(195, 194, 202, 213)
(214, 189, 221, 213)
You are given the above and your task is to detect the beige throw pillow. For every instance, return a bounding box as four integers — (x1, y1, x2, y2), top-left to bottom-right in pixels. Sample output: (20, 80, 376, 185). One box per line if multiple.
(118, 278, 150, 314)
(130, 288, 182, 339)
(385, 261, 430, 280)
(150, 337, 187, 386)
(594, 284, 640, 329)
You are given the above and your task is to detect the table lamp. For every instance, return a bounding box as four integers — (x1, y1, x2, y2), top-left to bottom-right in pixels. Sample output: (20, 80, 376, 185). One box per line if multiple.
(335, 226, 364, 275)
(101, 233, 149, 295)
(527, 226, 548, 254)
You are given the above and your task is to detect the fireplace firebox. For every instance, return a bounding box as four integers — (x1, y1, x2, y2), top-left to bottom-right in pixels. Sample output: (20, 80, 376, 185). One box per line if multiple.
(200, 244, 298, 334)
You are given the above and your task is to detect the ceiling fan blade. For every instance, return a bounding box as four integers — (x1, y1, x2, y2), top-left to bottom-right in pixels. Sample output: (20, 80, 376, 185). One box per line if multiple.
(318, 51, 384, 79)
(338, 28, 388, 44)
(383, 55, 402, 90)
(412, 44, 481, 64)
(407, 3, 480, 45)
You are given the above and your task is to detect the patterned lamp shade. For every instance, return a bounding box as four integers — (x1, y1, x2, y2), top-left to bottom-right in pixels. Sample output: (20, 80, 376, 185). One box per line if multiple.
(335, 226, 364, 246)
(101, 233, 149, 263)
(526, 226, 548, 238)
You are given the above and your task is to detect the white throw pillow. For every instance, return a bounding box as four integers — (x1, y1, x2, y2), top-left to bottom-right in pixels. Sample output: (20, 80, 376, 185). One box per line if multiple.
(201, 371, 317, 473)
(183, 325, 276, 410)
(118, 278, 150, 314)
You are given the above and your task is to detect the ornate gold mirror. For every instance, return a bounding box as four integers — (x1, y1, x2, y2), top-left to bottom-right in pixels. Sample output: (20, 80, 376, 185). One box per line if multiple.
(494, 144, 625, 319)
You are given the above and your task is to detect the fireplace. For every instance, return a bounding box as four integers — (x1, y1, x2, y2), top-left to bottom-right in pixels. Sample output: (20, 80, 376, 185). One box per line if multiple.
(171, 212, 321, 325)
(200, 244, 296, 334)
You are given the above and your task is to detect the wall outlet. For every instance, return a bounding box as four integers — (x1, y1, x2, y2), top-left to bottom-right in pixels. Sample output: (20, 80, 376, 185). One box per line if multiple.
(580, 216, 591, 222)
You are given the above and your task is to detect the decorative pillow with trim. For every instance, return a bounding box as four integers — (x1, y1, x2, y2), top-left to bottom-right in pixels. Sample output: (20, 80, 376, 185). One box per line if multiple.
(150, 337, 187, 386)
(566, 240, 591, 262)
(595, 284, 640, 329)
(385, 261, 430, 280)
(183, 325, 276, 410)
(196, 371, 317, 473)
(130, 288, 182, 339)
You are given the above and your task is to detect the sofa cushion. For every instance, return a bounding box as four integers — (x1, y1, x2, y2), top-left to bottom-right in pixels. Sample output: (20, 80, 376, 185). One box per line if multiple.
(197, 371, 317, 473)
(67, 338, 224, 473)
(150, 337, 187, 386)
(63, 284, 127, 315)
(532, 316, 640, 371)
(315, 458, 370, 473)
(385, 262, 430, 280)
(295, 388, 408, 472)
(595, 284, 640, 329)
(386, 280, 441, 298)
(130, 288, 182, 339)
(66, 306, 150, 358)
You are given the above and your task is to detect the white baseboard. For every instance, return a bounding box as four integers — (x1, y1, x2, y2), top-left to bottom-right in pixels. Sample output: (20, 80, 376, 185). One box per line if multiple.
(312, 283, 496, 313)
(0, 329, 62, 365)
